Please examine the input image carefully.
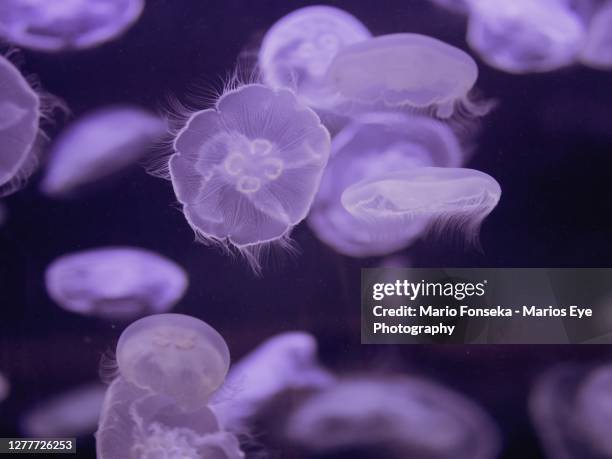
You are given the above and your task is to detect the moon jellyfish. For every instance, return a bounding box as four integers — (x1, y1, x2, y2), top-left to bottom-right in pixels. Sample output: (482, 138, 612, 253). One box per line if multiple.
(169, 84, 330, 271)
(530, 364, 612, 459)
(308, 113, 465, 257)
(579, 1, 612, 69)
(41, 106, 166, 197)
(116, 313, 230, 409)
(0, 372, 9, 403)
(0, 55, 40, 197)
(97, 377, 244, 459)
(259, 5, 371, 108)
(466, 0, 586, 73)
(212, 332, 334, 431)
(286, 377, 500, 459)
(0, 0, 144, 52)
(45, 247, 188, 320)
(341, 167, 501, 248)
(326, 33, 487, 119)
(21, 383, 105, 437)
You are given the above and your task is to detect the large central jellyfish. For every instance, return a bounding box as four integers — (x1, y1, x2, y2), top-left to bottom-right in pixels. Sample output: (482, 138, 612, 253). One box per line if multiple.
(169, 84, 330, 271)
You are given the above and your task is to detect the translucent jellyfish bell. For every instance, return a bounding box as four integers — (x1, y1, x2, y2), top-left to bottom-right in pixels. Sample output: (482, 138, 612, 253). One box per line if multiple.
(41, 106, 166, 197)
(0, 55, 40, 197)
(326, 33, 487, 119)
(116, 314, 231, 409)
(21, 383, 106, 437)
(170, 84, 330, 270)
(211, 332, 334, 431)
(286, 377, 501, 459)
(0, 0, 144, 52)
(97, 377, 244, 459)
(466, 0, 586, 73)
(579, 1, 612, 69)
(259, 5, 371, 108)
(341, 167, 501, 248)
(45, 247, 188, 320)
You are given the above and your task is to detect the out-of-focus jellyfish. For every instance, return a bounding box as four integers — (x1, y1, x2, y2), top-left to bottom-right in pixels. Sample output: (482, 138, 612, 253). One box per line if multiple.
(21, 383, 105, 437)
(0, 0, 144, 52)
(116, 313, 230, 409)
(429, 0, 471, 15)
(45, 247, 188, 320)
(41, 106, 166, 197)
(579, 1, 612, 69)
(326, 33, 488, 119)
(530, 364, 612, 459)
(0, 372, 9, 403)
(286, 376, 500, 458)
(0, 55, 41, 197)
(341, 167, 501, 248)
(97, 377, 244, 459)
(169, 83, 330, 271)
(308, 113, 465, 257)
(466, 0, 585, 73)
(212, 332, 334, 431)
(259, 5, 371, 109)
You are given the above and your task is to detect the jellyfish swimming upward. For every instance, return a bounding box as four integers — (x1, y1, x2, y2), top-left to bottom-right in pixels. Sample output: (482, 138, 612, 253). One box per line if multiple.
(0, 55, 40, 197)
(0, 0, 145, 52)
(169, 84, 330, 269)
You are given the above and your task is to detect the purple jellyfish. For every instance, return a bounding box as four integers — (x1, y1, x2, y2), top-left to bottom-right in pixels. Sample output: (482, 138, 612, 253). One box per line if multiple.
(579, 1, 612, 69)
(169, 84, 330, 271)
(0, 0, 144, 52)
(0, 55, 41, 197)
(211, 332, 334, 431)
(45, 247, 188, 320)
(341, 167, 501, 248)
(308, 113, 465, 257)
(326, 33, 489, 119)
(41, 106, 166, 197)
(466, 0, 585, 73)
(115, 314, 231, 410)
(96, 377, 244, 459)
(286, 376, 501, 459)
(259, 5, 371, 109)
(21, 383, 106, 437)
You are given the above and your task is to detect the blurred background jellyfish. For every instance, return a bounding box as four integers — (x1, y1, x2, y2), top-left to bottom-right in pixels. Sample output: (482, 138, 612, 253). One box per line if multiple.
(579, 1, 612, 69)
(0, 372, 9, 403)
(21, 383, 106, 437)
(116, 313, 230, 409)
(97, 377, 244, 459)
(286, 376, 501, 459)
(45, 247, 188, 320)
(326, 33, 488, 119)
(341, 167, 501, 248)
(259, 5, 371, 109)
(466, 0, 586, 73)
(212, 331, 334, 431)
(308, 113, 465, 257)
(0, 0, 144, 52)
(169, 84, 330, 272)
(41, 106, 166, 197)
(429, 0, 471, 15)
(0, 55, 41, 197)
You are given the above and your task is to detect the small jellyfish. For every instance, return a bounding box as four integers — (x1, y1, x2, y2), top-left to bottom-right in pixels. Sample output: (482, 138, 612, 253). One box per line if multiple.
(0, 55, 40, 197)
(466, 0, 586, 73)
(0, 371, 9, 403)
(169, 84, 330, 271)
(0, 0, 144, 52)
(259, 5, 371, 108)
(579, 1, 612, 69)
(341, 167, 501, 248)
(326, 33, 488, 119)
(21, 383, 106, 437)
(45, 247, 188, 320)
(308, 113, 464, 257)
(211, 332, 334, 431)
(286, 376, 500, 459)
(41, 106, 166, 197)
(116, 313, 230, 409)
(97, 377, 244, 459)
